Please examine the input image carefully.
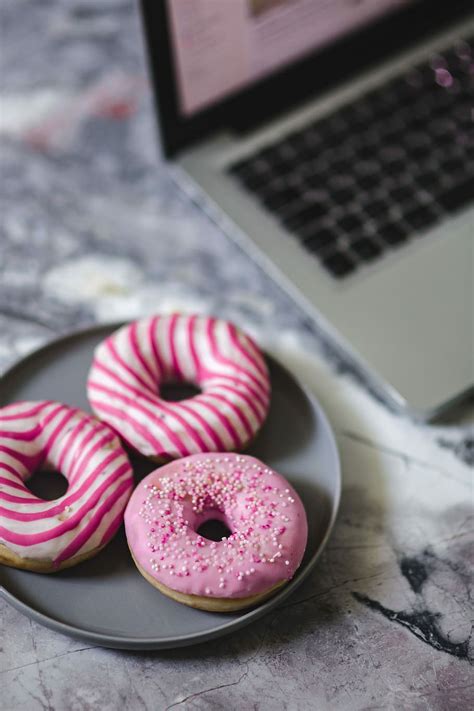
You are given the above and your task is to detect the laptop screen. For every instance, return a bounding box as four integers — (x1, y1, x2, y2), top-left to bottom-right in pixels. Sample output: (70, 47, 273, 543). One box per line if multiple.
(166, 0, 413, 117)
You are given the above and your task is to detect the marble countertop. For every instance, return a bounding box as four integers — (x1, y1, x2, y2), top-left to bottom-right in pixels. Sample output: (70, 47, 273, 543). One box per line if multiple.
(1, 2, 472, 709)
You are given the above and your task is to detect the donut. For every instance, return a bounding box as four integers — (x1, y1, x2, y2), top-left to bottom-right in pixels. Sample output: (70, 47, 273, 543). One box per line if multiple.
(87, 314, 271, 462)
(0, 400, 134, 572)
(125, 453, 308, 612)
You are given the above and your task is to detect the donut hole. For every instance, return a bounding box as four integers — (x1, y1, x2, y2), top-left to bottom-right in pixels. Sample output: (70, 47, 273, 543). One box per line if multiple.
(197, 519, 232, 542)
(196, 511, 233, 542)
(26, 470, 68, 501)
(160, 382, 202, 402)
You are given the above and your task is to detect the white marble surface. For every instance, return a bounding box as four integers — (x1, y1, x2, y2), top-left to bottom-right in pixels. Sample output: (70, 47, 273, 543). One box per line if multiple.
(1, 2, 473, 709)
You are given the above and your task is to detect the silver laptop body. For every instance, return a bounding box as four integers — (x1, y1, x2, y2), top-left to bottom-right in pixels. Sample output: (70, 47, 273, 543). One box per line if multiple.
(141, 1, 474, 419)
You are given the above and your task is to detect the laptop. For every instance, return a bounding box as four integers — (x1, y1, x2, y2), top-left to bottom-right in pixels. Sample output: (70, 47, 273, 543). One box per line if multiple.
(140, 0, 473, 419)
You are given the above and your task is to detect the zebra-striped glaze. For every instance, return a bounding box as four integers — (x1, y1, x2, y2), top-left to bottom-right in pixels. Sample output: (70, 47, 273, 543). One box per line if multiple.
(0, 401, 134, 568)
(87, 315, 271, 461)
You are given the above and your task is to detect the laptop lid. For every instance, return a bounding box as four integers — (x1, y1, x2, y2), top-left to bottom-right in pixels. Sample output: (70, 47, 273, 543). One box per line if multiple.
(140, 0, 472, 157)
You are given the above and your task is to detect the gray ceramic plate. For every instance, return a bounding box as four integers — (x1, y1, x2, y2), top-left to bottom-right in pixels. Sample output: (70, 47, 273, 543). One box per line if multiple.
(0, 324, 340, 650)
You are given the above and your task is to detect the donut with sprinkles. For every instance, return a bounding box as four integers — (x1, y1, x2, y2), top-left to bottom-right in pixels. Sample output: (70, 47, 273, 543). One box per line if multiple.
(125, 453, 308, 612)
(87, 314, 271, 462)
(0, 400, 134, 572)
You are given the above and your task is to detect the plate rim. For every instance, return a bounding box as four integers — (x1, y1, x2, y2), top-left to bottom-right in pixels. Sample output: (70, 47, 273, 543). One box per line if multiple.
(0, 321, 341, 650)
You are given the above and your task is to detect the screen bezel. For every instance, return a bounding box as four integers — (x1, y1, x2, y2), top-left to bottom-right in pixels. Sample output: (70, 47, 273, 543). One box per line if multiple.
(140, 0, 472, 157)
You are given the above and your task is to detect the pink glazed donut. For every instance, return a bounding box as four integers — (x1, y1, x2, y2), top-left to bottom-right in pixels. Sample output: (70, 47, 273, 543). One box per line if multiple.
(125, 453, 308, 611)
(87, 314, 271, 462)
(0, 401, 134, 572)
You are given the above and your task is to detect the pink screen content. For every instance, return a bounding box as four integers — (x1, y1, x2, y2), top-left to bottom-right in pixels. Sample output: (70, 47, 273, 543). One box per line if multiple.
(167, 0, 411, 116)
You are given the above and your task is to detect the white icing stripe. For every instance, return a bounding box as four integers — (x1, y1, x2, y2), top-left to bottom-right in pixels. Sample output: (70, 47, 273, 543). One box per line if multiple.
(117, 324, 156, 390)
(0, 485, 37, 501)
(210, 385, 260, 430)
(2, 465, 130, 533)
(71, 485, 132, 560)
(89, 386, 200, 456)
(5, 473, 132, 563)
(89, 367, 211, 445)
(136, 317, 160, 380)
(0, 401, 52, 421)
(0, 452, 32, 478)
(171, 400, 230, 450)
(87, 315, 271, 460)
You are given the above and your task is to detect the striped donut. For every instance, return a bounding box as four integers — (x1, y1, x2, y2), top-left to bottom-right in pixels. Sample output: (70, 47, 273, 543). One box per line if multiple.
(87, 314, 271, 462)
(0, 401, 134, 572)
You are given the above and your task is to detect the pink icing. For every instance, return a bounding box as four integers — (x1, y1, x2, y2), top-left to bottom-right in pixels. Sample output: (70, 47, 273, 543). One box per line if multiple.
(0, 400, 134, 566)
(125, 453, 308, 599)
(87, 315, 271, 461)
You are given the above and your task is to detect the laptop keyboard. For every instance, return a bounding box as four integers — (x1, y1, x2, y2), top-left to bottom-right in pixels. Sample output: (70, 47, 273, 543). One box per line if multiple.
(228, 35, 474, 279)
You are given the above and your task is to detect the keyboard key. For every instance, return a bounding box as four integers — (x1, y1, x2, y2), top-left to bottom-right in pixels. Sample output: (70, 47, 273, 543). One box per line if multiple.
(320, 130, 347, 149)
(379, 144, 406, 162)
(430, 117, 457, 138)
(260, 185, 300, 210)
(386, 158, 408, 175)
(452, 102, 473, 129)
(415, 170, 444, 193)
(350, 237, 383, 261)
(284, 172, 307, 189)
(357, 173, 380, 190)
(364, 200, 391, 220)
(229, 158, 271, 184)
(282, 201, 328, 230)
(255, 148, 293, 174)
(405, 142, 432, 160)
(278, 141, 299, 161)
(328, 173, 355, 188)
(284, 130, 309, 152)
(301, 127, 324, 147)
(322, 252, 356, 277)
(389, 185, 415, 203)
(407, 114, 432, 133)
(404, 205, 439, 230)
(331, 158, 353, 175)
(338, 213, 365, 233)
(240, 171, 271, 191)
(440, 156, 466, 175)
(331, 187, 354, 204)
(379, 124, 404, 144)
(366, 91, 398, 121)
(430, 127, 457, 147)
(431, 92, 457, 117)
(403, 130, 432, 146)
(350, 106, 373, 131)
(354, 160, 379, 176)
(379, 222, 409, 246)
(303, 228, 338, 253)
(303, 173, 327, 190)
(438, 176, 474, 212)
(355, 144, 376, 160)
(389, 75, 420, 100)
(304, 188, 330, 205)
